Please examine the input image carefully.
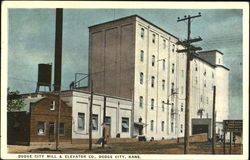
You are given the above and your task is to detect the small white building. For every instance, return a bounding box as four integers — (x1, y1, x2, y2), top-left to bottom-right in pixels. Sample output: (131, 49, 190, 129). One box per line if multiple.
(61, 90, 133, 143)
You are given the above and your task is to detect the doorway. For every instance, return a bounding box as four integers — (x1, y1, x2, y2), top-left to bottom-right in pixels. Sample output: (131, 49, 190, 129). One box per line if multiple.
(49, 122, 55, 142)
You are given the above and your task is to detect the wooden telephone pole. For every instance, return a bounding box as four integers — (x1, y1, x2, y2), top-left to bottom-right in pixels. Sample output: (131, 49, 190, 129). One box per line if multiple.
(212, 86, 216, 154)
(102, 96, 107, 148)
(176, 13, 202, 154)
(89, 80, 93, 150)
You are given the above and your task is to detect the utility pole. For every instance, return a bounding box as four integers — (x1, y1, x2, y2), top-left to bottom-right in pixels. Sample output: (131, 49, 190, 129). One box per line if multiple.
(176, 13, 202, 154)
(56, 90, 61, 150)
(102, 96, 106, 148)
(89, 80, 93, 150)
(212, 86, 216, 154)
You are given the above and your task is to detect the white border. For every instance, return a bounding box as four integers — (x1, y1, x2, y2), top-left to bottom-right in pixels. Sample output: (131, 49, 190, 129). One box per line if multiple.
(1, 1, 249, 160)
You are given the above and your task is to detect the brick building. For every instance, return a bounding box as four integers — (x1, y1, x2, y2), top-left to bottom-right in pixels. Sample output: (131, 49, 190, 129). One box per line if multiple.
(7, 94, 72, 145)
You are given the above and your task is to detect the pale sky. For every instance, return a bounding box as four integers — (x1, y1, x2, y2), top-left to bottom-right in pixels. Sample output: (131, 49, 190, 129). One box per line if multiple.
(8, 9, 243, 119)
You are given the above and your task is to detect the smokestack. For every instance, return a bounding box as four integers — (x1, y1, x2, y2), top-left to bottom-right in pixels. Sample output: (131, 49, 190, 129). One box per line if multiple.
(54, 8, 63, 91)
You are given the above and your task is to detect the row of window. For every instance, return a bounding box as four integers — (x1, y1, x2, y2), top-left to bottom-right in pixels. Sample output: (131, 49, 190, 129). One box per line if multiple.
(139, 96, 184, 112)
(194, 66, 215, 79)
(37, 121, 64, 136)
(140, 28, 175, 52)
(149, 120, 183, 134)
(77, 113, 130, 133)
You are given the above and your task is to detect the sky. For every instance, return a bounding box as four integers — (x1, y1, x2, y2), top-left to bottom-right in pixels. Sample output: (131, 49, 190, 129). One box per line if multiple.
(7, 9, 243, 120)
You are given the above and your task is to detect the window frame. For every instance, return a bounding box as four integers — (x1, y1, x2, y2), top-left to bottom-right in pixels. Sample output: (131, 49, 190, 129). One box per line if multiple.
(150, 120, 154, 131)
(92, 114, 98, 131)
(77, 112, 85, 131)
(141, 28, 145, 38)
(37, 121, 46, 136)
(139, 96, 143, 108)
(140, 50, 144, 62)
(140, 72, 144, 85)
(59, 122, 65, 136)
(122, 117, 129, 133)
(50, 100, 56, 110)
(151, 98, 154, 110)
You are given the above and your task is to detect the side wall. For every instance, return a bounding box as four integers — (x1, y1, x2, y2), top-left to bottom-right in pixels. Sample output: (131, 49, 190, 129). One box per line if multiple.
(89, 17, 136, 99)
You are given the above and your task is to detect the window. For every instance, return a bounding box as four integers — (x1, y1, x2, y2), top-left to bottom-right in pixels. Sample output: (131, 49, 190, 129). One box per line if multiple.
(150, 120, 154, 131)
(172, 63, 175, 74)
(162, 59, 166, 70)
(78, 113, 85, 131)
(181, 103, 184, 112)
(163, 39, 167, 49)
(140, 72, 143, 84)
(181, 70, 184, 77)
(151, 76, 155, 88)
(171, 122, 174, 133)
(195, 76, 198, 84)
(140, 50, 144, 62)
(162, 101, 165, 112)
(50, 100, 55, 110)
(38, 122, 46, 136)
(152, 34, 156, 43)
(161, 121, 165, 132)
(180, 124, 183, 133)
(171, 103, 174, 115)
(218, 58, 221, 64)
(139, 96, 143, 108)
(172, 44, 175, 52)
(212, 72, 214, 78)
(59, 123, 64, 136)
(200, 95, 203, 102)
(151, 98, 154, 110)
(195, 65, 198, 71)
(92, 114, 98, 131)
(122, 117, 129, 132)
(141, 28, 145, 38)
(171, 82, 175, 94)
(204, 69, 206, 76)
(162, 80, 165, 90)
(152, 55, 155, 66)
(204, 80, 206, 87)
(105, 117, 111, 125)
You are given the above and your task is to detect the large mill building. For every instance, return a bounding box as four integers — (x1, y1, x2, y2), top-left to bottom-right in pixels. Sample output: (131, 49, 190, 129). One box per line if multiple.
(84, 15, 229, 140)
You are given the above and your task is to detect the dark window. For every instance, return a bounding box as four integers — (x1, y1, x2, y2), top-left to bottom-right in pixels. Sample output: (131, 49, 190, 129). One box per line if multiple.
(151, 99, 154, 110)
(140, 50, 144, 62)
(152, 55, 155, 66)
(163, 39, 167, 49)
(60, 123, 64, 136)
(162, 59, 166, 70)
(141, 28, 145, 38)
(150, 120, 154, 131)
(152, 34, 156, 43)
(161, 121, 165, 132)
(139, 96, 143, 108)
(140, 72, 143, 84)
(162, 80, 165, 90)
(162, 101, 165, 111)
(151, 76, 155, 88)
(172, 63, 175, 73)
(181, 103, 184, 112)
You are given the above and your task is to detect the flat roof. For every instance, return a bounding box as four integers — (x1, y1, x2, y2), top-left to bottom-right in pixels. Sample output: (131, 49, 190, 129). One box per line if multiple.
(89, 14, 179, 40)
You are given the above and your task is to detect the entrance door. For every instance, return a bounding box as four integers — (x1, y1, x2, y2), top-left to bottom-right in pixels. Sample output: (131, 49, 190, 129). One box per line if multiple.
(139, 126, 143, 135)
(49, 122, 55, 142)
(192, 124, 209, 135)
(104, 117, 111, 138)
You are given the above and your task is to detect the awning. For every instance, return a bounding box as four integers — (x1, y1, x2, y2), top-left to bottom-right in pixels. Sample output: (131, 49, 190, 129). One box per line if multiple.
(134, 122, 147, 126)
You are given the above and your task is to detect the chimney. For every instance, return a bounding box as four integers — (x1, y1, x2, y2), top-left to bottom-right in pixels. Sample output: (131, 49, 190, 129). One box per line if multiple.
(54, 8, 63, 91)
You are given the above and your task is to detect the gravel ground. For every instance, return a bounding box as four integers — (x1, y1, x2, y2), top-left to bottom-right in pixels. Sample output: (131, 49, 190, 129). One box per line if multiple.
(7, 141, 242, 154)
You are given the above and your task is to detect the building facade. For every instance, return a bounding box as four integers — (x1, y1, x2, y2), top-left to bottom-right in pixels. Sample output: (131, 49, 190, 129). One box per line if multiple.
(87, 15, 229, 140)
(61, 90, 133, 143)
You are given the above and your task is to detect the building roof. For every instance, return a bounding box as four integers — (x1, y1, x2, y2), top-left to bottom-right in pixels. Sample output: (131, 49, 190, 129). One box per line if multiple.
(198, 49, 224, 55)
(89, 14, 179, 40)
(192, 54, 216, 68)
(19, 97, 44, 112)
